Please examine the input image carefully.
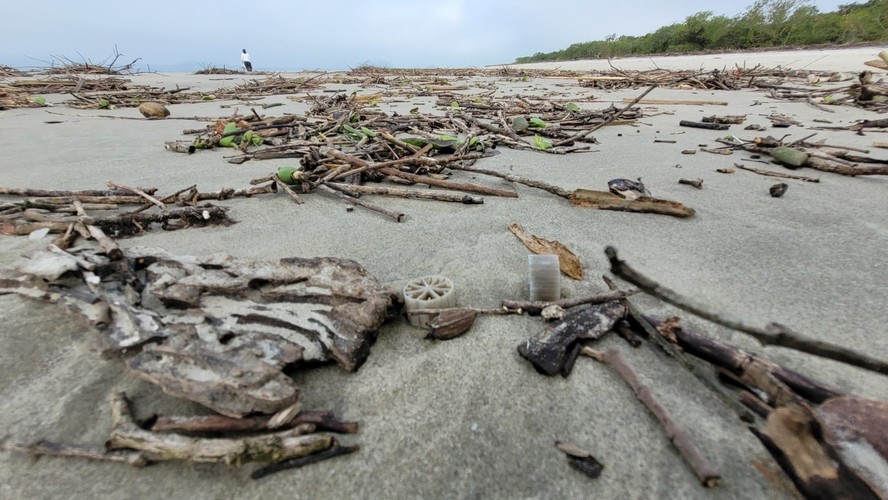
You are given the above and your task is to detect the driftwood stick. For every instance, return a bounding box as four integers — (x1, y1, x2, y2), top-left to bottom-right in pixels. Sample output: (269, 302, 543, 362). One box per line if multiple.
(317, 185, 404, 222)
(407, 307, 513, 316)
(653, 316, 842, 405)
(326, 183, 483, 204)
(319, 149, 514, 197)
(274, 176, 304, 205)
(805, 156, 888, 176)
(379, 167, 518, 198)
(0, 187, 157, 197)
(502, 289, 638, 316)
(446, 164, 572, 199)
(73, 200, 122, 260)
(735, 164, 819, 182)
(125, 184, 198, 215)
(107, 181, 166, 210)
(605, 246, 888, 376)
(194, 184, 277, 201)
(582, 347, 721, 487)
(151, 410, 358, 435)
(30, 195, 147, 205)
(105, 392, 333, 466)
(0, 436, 149, 467)
(250, 442, 360, 480)
(680, 120, 730, 131)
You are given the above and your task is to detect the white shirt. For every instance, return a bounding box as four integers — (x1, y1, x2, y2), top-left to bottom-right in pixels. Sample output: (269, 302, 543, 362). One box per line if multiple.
(241, 52, 251, 63)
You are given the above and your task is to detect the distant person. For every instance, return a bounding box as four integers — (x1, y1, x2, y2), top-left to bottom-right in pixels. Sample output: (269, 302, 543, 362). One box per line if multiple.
(241, 49, 252, 72)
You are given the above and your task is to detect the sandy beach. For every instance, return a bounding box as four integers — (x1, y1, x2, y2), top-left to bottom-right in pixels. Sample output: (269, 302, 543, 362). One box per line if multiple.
(1, 47, 887, 499)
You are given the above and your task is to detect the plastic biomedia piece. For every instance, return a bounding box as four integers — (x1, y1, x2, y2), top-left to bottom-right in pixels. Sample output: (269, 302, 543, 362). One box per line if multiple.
(403, 275, 456, 327)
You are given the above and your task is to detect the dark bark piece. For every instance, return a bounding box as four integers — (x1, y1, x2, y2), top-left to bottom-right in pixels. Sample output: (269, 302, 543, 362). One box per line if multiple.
(518, 301, 626, 376)
(680, 120, 730, 130)
(555, 440, 605, 478)
(566, 455, 605, 478)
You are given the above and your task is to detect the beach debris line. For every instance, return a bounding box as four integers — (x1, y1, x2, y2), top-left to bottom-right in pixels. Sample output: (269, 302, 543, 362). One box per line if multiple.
(0, 183, 237, 243)
(710, 134, 888, 177)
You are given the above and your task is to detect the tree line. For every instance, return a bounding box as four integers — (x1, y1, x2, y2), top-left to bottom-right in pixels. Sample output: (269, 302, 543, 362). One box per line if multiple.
(514, 0, 888, 63)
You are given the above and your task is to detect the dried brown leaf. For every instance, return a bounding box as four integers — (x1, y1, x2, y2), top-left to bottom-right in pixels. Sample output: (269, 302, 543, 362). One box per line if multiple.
(508, 223, 584, 280)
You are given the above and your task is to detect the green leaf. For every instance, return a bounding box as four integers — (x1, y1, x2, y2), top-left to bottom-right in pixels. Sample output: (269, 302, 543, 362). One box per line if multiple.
(219, 123, 238, 147)
(342, 123, 364, 140)
(278, 166, 305, 184)
(360, 127, 376, 137)
(32, 96, 46, 105)
(529, 117, 547, 128)
(450, 101, 460, 108)
(409, 107, 419, 114)
(533, 135, 552, 150)
(439, 134, 458, 142)
(565, 103, 580, 111)
(251, 134, 264, 146)
(402, 137, 458, 150)
(98, 98, 110, 109)
(201, 94, 216, 100)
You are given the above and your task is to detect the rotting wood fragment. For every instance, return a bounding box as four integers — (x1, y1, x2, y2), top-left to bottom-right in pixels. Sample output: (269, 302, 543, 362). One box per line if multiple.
(752, 405, 880, 499)
(571, 189, 695, 218)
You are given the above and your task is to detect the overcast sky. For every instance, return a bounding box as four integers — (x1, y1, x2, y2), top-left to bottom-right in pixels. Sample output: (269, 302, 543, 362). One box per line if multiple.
(2, 0, 849, 71)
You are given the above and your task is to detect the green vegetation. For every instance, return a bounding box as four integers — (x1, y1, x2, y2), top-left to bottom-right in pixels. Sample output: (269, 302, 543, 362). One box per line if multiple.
(515, 0, 888, 63)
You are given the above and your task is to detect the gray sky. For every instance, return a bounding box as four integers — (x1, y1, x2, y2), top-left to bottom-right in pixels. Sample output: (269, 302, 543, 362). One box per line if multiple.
(2, 0, 849, 71)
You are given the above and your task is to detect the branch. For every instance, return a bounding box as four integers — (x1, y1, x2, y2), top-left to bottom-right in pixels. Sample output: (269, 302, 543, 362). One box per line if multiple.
(605, 246, 888, 376)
